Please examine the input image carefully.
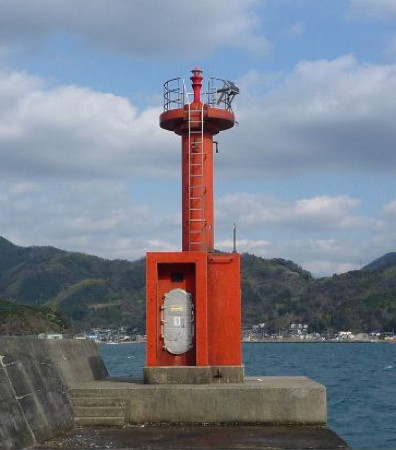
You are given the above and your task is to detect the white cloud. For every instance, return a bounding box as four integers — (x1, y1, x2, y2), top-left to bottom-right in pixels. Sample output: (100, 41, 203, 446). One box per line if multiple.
(0, 179, 179, 260)
(0, 0, 269, 57)
(10, 181, 42, 196)
(1, 33, 395, 277)
(216, 238, 270, 253)
(284, 23, 304, 38)
(0, 175, 393, 276)
(217, 193, 373, 231)
(240, 236, 371, 277)
(303, 260, 359, 277)
(3, 56, 396, 183)
(384, 35, 396, 60)
(294, 196, 360, 222)
(349, 2, 396, 61)
(350, 0, 396, 19)
(383, 199, 396, 215)
(221, 55, 396, 176)
(0, 69, 177, 181)
(214, 193, 390, 276)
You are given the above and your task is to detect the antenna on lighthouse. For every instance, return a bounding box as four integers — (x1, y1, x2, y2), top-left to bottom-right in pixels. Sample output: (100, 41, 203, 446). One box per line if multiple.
(233, 222, 237, 253)
(213, 79, 240, 109)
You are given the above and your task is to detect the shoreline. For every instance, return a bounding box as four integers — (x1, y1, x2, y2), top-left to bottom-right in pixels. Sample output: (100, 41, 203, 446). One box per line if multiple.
(96, 339, 395, 345)
(242, 339, 395, 344)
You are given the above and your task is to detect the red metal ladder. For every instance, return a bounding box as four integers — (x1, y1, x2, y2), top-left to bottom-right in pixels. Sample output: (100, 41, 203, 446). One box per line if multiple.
(187, 104, 205, 250)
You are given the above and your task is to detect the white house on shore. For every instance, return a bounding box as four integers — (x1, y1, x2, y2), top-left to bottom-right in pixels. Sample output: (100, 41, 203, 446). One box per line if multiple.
(38, 332, 64, 340)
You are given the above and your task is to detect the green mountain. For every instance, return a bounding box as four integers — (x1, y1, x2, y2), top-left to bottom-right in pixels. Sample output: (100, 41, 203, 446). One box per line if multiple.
(241, 253, 396, 333)
(0, 237, 145, 332)
(0, 298, 70, 334)
(363, 252, 396, 272)
(1, 236, 396, 333)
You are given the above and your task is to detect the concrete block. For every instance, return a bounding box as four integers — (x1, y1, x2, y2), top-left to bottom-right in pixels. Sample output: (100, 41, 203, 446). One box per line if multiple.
(144, 366, 244, 384)
(72, 397, 126, 407)
(18, 390, 74, 442)
(144, 366, 212, 384)
(74, 416, 126, 427)
(0, 338, 105, 449)
(5, 360, 48, 397)
(211, 366, 244, 383)
(74, 405, 126, 418)
(0, 398, 35, 450)
(37, 361, 71, 393)
(70, 376, 326, 426)
(0, 367, 15, 401)
(45, 339, 108, 386)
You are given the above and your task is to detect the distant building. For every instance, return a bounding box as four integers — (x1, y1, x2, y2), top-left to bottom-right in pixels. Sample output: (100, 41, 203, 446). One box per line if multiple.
(336, 331, 355, 340)
(289, 323, 309, 336)
(38, 332, 63, 340)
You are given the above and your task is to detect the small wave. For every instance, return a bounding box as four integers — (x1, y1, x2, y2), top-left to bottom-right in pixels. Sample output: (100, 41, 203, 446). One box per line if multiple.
(384, 365, 393, 370)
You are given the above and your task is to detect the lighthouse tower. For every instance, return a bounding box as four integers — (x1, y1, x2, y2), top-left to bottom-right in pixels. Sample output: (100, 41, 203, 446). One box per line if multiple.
(145, 68, 242, 384)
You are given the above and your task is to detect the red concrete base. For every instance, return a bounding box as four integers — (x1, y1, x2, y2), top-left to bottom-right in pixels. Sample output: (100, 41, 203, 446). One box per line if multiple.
(146, 251, 242, 369)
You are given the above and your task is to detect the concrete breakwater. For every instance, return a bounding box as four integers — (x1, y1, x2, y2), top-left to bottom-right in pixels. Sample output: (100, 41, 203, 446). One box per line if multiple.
(0, 338, 348, 450)
(0, 338, 107, 450)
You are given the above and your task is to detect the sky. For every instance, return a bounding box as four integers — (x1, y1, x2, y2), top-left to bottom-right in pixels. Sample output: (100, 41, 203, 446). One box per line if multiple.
(1, 0, 396, 277)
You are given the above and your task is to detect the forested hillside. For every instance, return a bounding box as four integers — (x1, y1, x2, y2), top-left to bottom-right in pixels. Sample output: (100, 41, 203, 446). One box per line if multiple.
(0, 298, 70, 334)
(1, 236, 396, 333)
(0, 237, 145, 331)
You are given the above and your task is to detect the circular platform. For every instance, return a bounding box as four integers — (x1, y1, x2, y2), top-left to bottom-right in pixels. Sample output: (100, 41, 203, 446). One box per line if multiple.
(160, 105, 235, 135)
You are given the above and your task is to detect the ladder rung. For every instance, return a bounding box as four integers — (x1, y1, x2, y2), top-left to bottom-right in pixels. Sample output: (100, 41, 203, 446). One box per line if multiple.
(190, 208, 204, 211)
(190, 197, 204, 200)
(191, 174, 203, 177)
(189, 219, 206, 222)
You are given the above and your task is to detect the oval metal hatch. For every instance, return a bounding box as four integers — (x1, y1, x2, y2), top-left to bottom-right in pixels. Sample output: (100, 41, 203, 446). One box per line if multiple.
(162, 288, 194, 355)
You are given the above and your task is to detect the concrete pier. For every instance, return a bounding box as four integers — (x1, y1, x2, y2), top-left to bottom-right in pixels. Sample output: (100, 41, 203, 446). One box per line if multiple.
(0, 338, 349, 449)
(70, 376, 326, 426)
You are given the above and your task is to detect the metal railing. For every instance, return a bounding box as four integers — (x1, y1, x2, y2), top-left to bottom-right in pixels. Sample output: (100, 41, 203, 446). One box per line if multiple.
(163, 77, 239, 112)
(163, 78, 185, 111)
(207, 78, 239, 111)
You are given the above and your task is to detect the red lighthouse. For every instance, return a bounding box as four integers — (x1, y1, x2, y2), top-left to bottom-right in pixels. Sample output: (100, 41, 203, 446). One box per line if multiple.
(145, 68, 242, 383)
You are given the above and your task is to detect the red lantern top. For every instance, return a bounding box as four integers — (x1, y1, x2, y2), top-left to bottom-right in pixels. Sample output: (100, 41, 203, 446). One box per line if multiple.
(190, 67, 203, 104)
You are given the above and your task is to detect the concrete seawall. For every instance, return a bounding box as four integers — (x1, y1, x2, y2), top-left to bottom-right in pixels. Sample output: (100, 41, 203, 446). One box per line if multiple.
(0, 338, 348, 450)
(0, 338, 107, 450)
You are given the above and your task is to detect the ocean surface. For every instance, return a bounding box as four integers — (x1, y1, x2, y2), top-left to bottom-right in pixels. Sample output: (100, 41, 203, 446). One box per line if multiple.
(99, 342, 396, 449)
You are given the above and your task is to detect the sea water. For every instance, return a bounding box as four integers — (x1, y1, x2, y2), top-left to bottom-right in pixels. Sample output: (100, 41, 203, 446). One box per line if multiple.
(99, 342, 396, 449)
